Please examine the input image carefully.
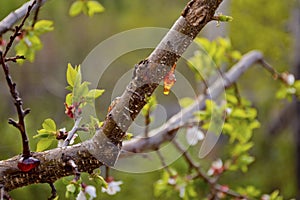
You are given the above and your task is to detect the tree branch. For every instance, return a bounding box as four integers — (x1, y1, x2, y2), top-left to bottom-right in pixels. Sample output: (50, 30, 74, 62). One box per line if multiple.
(0, 0, 47, 35)
(0, 0, 224, 193)
(122, 51, 264, 154)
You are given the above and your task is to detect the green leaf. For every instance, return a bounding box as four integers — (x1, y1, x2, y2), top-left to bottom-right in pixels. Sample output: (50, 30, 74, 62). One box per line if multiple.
(249, 120, 260, 130)
(33, 20, 54, 35)
(53, 196, 59, 200)
(179, 97, 195, 108)
(218, 15, 233, 22)
(66, 184, 76, 193)
(69, 1, 84, 17)
(42, 118, 57, 132)
(231, 142, 254, 156)
(226, 94, 238, 105)
(86, 89, 105, 99)
(66, 63, 78, 87)
(195, 37, 210, 51)
(73, 81, 90, 103)
(91, 174, 108, 188)
(230, 50, 242, 60)
(231, 108, 247, 118)
(236, 186, 261, 198)
(15, 40, 27, 64)
(222, 122, 233, 133)
(36, 138, 54, 152)
(142, 95, 157, 116)
(87, 1, 105, 17)
(123, 133, 134, 141)
(65, 93, 73, 106)
(33, 132, 52, 139)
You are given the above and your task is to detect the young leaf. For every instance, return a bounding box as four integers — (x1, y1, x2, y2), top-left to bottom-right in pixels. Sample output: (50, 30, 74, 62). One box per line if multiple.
(86, 89, 105, 99)
(33, 20, 54, 35)
(73, 81, 90, 103)
(33, 132, 52, 139)
(65, 93, 73, 106)
(66, 183, 76, 193)
(179, 97, 194, 108)
(36, 138, 54, 152)
(87, 1, 105, 17)
(42, 118, 57, 132)
(69, 1, 84, 17)
(66, 63, 78, 87)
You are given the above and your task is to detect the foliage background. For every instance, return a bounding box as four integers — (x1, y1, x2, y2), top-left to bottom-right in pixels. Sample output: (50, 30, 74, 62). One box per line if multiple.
(0, 0, 297, 199)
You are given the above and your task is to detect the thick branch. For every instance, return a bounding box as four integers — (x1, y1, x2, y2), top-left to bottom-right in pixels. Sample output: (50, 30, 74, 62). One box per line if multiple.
(100, 0, 223, 145)
(0, 0, 224, 192)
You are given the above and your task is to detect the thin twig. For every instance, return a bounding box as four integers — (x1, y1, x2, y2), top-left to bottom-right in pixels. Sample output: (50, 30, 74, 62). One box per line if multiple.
(4, 1, 36, 57)
(31, 0, 42, 27)
(156, 150, 173, 176)
(67, 160, 80, 182)
(47, 183, 57, 200)
(172, 139, 211, 183)
(144, 108, 151, 137)
(0, 185, 13, 200)
(0, 52, 31, 157)
(5, 55, 26, 63)
(105, 166, 110, 180)
(259, 59, 281, 79)
(62, 117, 82, 147)
(174, 144, 247, 199)
(214, 184, 248, 199)
(233, 83, 242, 106)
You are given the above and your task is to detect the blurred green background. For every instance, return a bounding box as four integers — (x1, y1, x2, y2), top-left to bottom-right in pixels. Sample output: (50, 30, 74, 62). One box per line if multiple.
(0, 0, 298, 199)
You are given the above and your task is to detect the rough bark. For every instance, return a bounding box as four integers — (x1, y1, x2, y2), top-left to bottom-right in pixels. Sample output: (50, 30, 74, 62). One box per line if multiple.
(0, 0, 224, 192)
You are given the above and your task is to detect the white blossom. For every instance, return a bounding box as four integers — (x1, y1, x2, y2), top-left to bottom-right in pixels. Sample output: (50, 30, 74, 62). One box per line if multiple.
(207, 159, 223, 176)
(186, 126, 204, 146)
(85, 185, 97, 200)
(76, 190, 86, 200)
(70, 133, 78, 145)
(101, 181, 123, 195)
(179, 186, 185, 198)
(287, 74, 295, 85)
(76, 185, 97, 200)
(168, 177, 176, 185)
(59, 127, 66, 133)
(225, 107, 232, 115)
(261, 194, 270, 200)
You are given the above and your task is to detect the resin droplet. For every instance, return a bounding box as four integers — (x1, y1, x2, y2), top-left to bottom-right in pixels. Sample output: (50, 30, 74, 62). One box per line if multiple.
(163, 63, 176, 95)
(17, 156, 40, 172)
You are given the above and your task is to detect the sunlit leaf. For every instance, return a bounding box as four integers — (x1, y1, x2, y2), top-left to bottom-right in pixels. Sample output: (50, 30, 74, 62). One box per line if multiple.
(87, 1, 105, 17)
(86, 89, 105, 99)
(69, 1, 84, 17)
(65, 93, 73, 106)
(42, 118, 57, 132)
(179, 97, 195, 108)
(66, 184, 76, 193)
(33, 132, 52, 139)
(34, 20, 54, 35)
(66, 63, 78, 87)
(36, 138, 54, 152)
